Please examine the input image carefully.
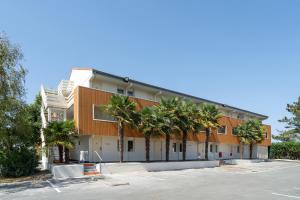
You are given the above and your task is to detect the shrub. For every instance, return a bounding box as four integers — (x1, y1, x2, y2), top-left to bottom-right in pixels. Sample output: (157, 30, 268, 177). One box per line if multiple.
(270, 142, 300, 160)
(0, 147, 39, 177)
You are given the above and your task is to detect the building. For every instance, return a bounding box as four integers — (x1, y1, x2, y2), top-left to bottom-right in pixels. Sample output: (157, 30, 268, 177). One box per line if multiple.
(40, 68, 271, 167)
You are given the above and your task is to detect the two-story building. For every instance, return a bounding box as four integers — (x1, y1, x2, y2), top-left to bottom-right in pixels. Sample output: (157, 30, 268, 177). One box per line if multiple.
(40, 68, 271, 168)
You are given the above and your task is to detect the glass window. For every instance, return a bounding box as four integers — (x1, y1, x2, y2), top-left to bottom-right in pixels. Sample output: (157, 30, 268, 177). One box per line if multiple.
(237, 146, 240, 153)
(128, 140, 134, 152)
(93, 105, 116, 121)
(172, 143, 177, 152)
(265, 132, 268, 139)
(117, 88, 124, 94)
(232, 127, 238, 136)
(117, 140, 120, 152)
(215, 145, 218, 153)
(210, 144, 213, 152)
(218, 126, 226, 134)
(127, 90, 134, 97)
(179, 143, 182, 152)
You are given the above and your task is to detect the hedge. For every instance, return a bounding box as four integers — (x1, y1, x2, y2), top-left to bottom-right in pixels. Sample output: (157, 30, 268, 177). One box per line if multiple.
(270, 142, 300, 160)
(0, 147, 39, 177)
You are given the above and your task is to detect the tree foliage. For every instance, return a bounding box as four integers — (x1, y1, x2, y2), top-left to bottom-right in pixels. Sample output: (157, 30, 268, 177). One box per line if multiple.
(270, 142, 300, 160)
(0, 34, 40, 177)
(276, 97, 300, 142)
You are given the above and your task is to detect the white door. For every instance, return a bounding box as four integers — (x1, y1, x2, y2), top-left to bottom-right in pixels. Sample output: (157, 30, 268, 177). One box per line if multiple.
(153, 139, 162, 161)
(92, 136, 102, 162)
(197, 143, 205, 159)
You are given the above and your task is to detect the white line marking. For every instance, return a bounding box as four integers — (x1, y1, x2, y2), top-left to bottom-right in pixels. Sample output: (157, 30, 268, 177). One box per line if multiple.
(272, 193, 300, 199)
(295, 188, 300, 190)
(46, 180, 61, 193)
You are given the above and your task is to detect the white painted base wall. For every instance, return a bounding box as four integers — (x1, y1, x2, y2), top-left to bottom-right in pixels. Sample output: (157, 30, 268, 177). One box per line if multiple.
(69, 136, 268, 162)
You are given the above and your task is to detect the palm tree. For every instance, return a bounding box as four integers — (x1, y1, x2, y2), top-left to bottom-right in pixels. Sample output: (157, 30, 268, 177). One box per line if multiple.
(156, 98, 178, 161)
(43, 120, 77, 163)
(173, 99, 203, 161)
(105, 95, 137, 163)
(237, 119, 265, 159)
(139, 106, 164, 162)
(199, 104, 222, 160)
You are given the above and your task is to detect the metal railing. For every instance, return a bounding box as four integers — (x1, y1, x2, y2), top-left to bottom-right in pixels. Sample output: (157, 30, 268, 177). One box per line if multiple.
(94, 151, 103, 173)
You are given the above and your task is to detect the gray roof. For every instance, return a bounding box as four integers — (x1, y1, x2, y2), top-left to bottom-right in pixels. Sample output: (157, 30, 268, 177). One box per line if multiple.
(92, 69, 268, 120)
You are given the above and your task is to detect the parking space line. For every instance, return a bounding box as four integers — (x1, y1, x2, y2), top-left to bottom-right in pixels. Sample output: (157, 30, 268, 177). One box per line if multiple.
(46, 180, 61, 193)
(272, 193, 300, 199)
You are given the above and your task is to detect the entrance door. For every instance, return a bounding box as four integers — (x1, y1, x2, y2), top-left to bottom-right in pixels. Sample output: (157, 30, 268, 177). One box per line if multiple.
(153, 139, 162, 161)
(197, 143, 205, 159)
(92, 136, 102, 162)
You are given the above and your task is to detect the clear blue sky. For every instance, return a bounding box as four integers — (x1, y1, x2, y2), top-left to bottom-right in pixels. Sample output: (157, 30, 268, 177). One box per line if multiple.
(2, 0, 300, 135)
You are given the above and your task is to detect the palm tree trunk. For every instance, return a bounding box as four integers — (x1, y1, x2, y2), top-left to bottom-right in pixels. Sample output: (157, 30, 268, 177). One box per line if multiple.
(118, 122, 124, 163)
(65, 148, 70, 164)
(205, 128, 210, 160)
(58, 145, 63, 163)
(249, 143, 253, 160)
(182, 131, 188, 161)
(165, 134, 170, 161)
(145, 135, 150, 162)
(240, 144, 243, 159)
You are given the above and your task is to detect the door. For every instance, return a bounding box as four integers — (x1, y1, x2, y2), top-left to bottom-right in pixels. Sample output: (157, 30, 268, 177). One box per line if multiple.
(153, 139, 162, 161)
(197, 143, 205, 159)
(92, 136, 102, 162)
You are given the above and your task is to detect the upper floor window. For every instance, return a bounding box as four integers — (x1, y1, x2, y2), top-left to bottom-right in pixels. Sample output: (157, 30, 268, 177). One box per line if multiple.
(265, 132, 268, 139)
(93, 105, 116, 122)
(218, 126, 227, 134)
(117, 88, 125, 95)
(232, 127, 238, 136)
(127, 90, 134, 97)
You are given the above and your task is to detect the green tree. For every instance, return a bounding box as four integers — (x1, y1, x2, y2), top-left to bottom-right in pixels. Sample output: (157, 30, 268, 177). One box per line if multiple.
(156, 98, 178, 161)
(199, 104, 222, 160)
(139, 106, 164, 162)
(105, 95, 138, 162)
(173, 99, 203, 161)
(236, 119, 265, 159)
(277, 97, 300, 142)
(0, 34, 39, 177)
(43, 120, 77, 163)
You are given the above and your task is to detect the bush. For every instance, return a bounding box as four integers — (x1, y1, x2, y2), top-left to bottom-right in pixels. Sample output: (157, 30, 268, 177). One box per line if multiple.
(270, 142, 300, 160)
(0, 147, 39, 177)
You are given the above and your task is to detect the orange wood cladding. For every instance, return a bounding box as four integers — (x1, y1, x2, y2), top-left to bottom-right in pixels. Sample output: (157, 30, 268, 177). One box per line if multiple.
(74, 86, 271, 146)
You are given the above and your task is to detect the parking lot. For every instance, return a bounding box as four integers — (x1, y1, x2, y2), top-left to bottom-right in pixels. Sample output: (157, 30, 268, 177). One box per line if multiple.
(1, 160, 300, 200)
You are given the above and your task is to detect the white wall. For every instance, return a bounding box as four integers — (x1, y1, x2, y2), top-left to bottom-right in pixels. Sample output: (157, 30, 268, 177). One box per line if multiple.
(70, 69, 93, 88)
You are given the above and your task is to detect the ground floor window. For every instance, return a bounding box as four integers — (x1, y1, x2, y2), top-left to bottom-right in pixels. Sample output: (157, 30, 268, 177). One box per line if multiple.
(128, 140, 134, 152)
(237, 146, 240, 153)
(172, 143, 177, 152)
(210, 144, 213, 152)
(215, 145, 218, 153)
(179, 143, 182, 152)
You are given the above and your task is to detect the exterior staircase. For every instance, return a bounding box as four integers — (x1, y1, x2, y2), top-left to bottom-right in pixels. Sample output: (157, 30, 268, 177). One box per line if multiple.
(83, 163, 100, 176)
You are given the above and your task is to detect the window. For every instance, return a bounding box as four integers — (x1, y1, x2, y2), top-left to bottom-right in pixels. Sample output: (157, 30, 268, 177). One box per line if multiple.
(117, 88, 124, 94)
(265, 132, 268, 139)
(199, 127, 206, 132)
(218, 126, 226, 134)
(210, 144, 213, 152)
(179, 143, 182, 152)
(128, 140, 134, 152)
(232, 127, 238, 136)
(93, 105, 116, 121)
(117, 140, 120, 152)
(127, 90, 134, 97)
(215, 145, 218, 153)
(172, 143, 177, 152)
(237, 146, 240, 153)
